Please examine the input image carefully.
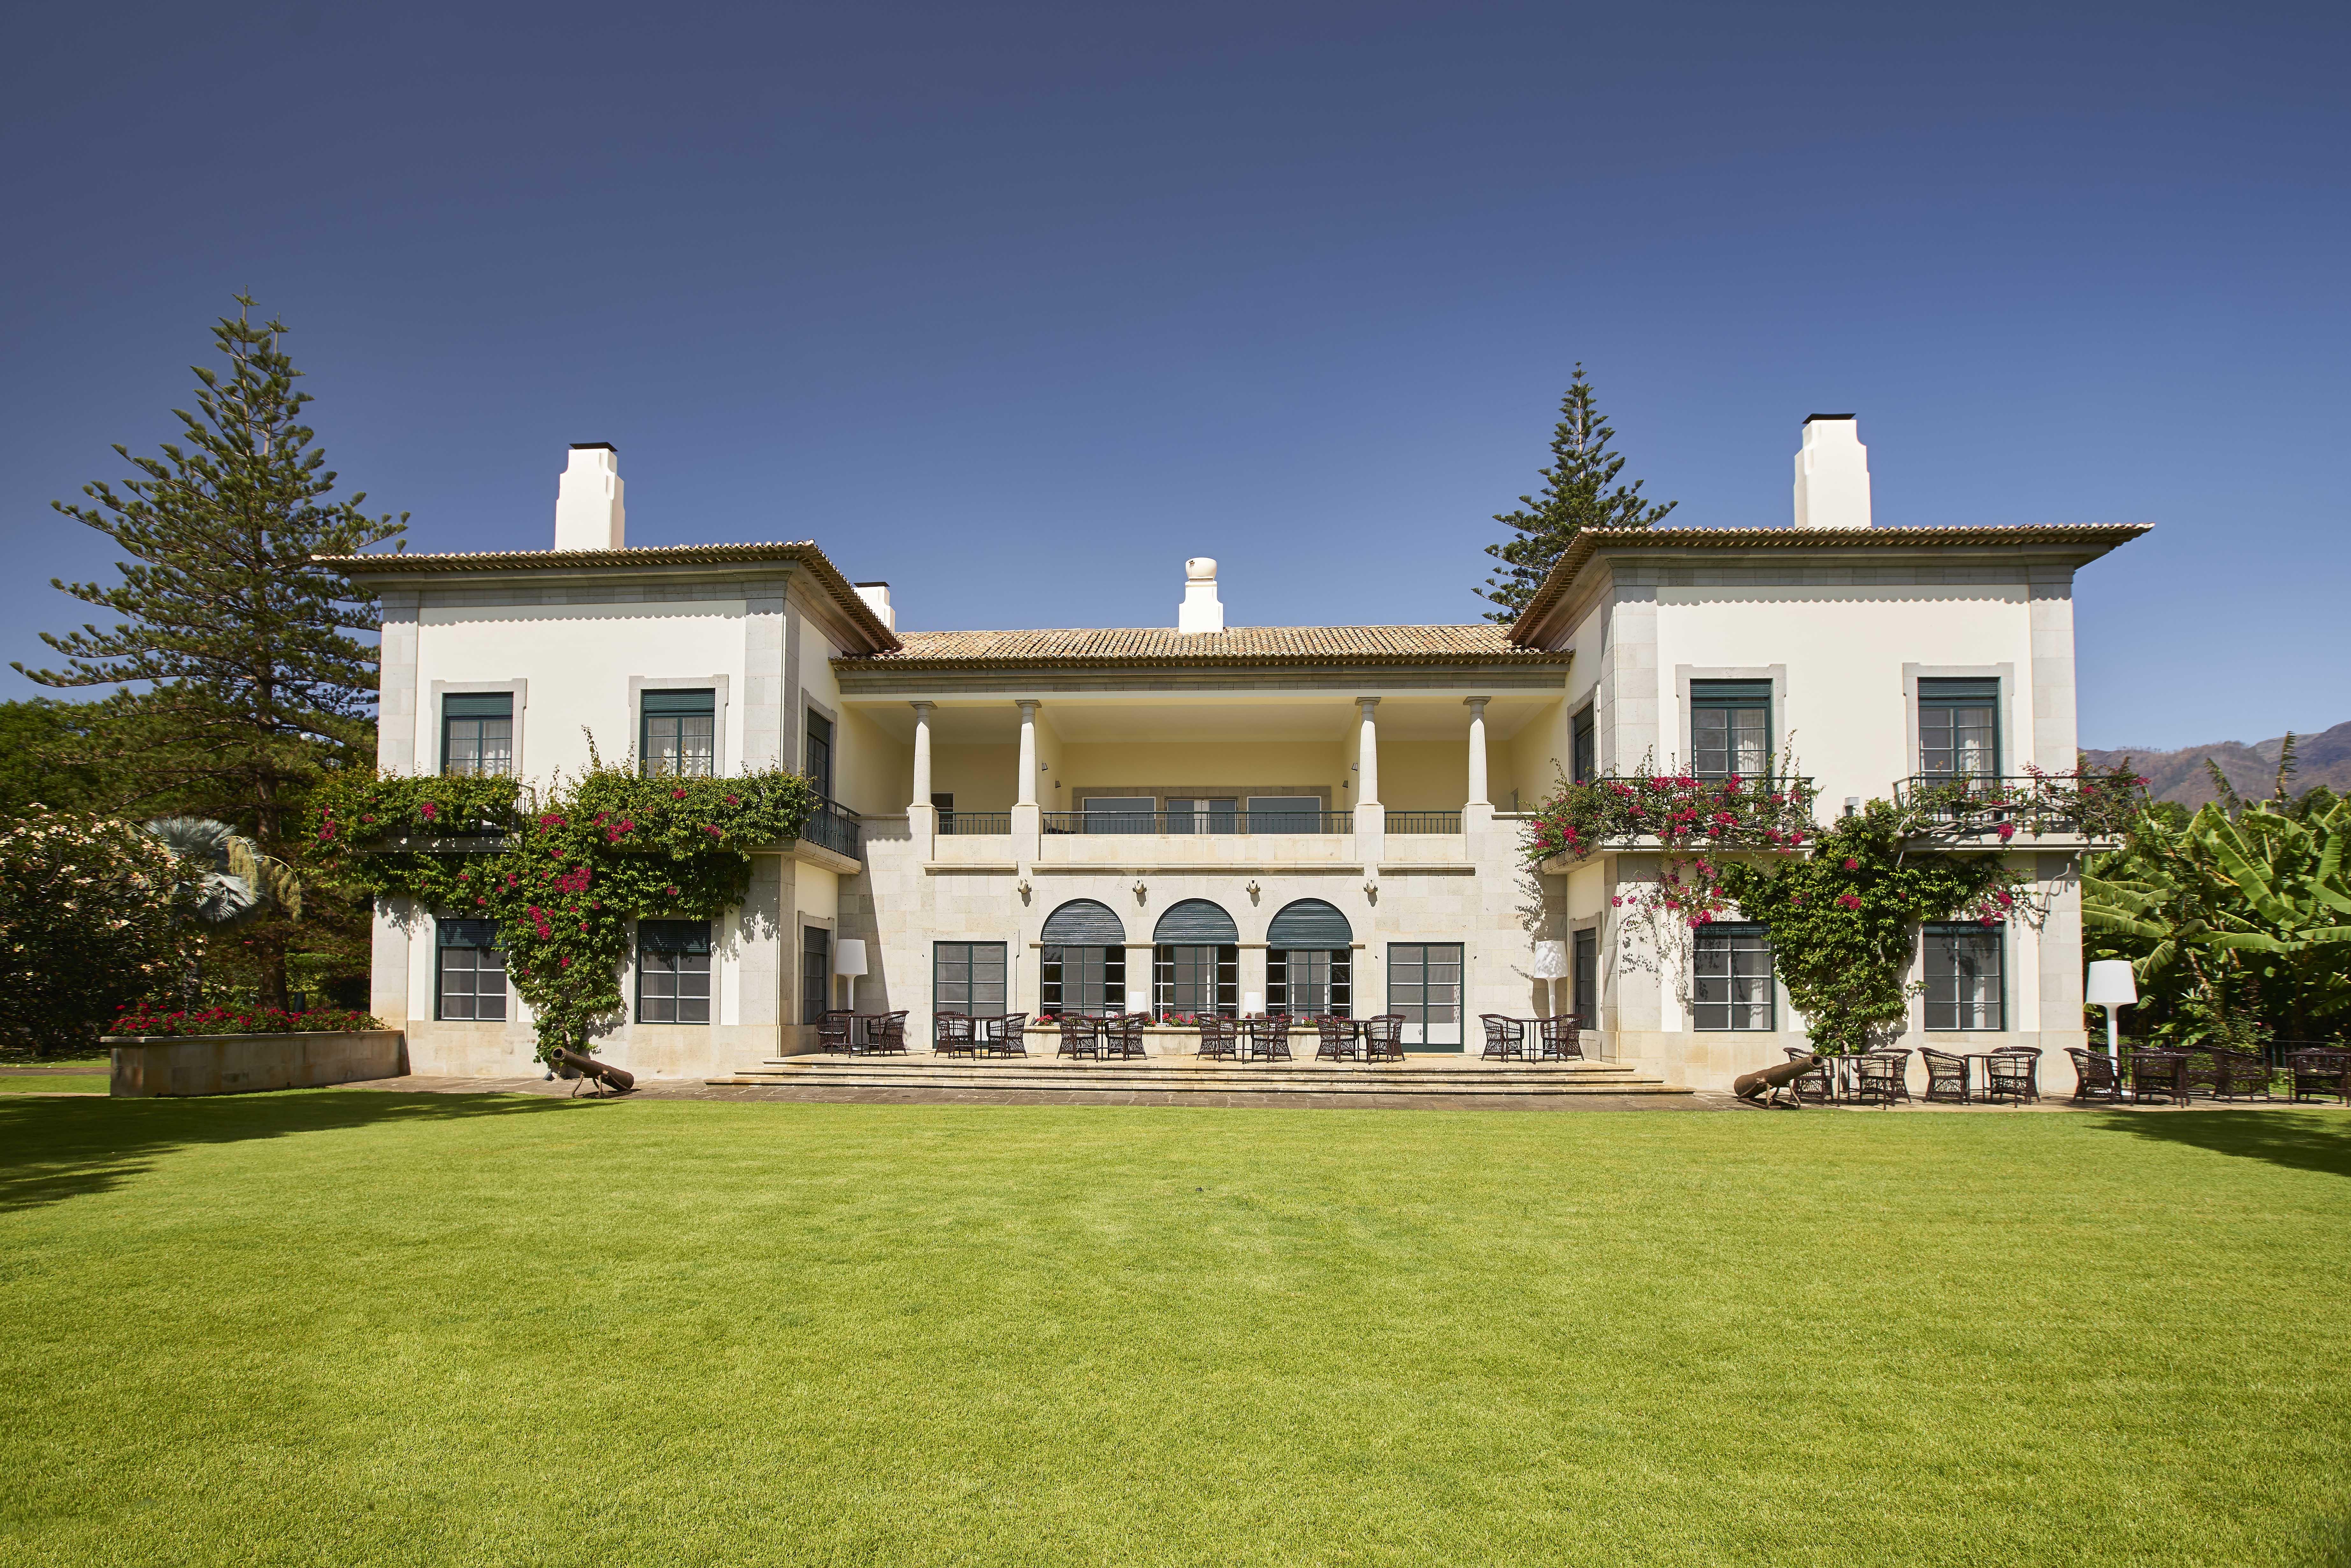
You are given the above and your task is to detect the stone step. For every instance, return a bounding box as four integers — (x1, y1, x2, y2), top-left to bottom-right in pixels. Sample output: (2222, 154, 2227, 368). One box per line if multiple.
(709, 1055, 1689, 1097)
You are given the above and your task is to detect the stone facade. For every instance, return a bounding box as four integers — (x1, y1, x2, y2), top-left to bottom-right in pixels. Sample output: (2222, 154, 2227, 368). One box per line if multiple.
(329, 500, 2145, 1093)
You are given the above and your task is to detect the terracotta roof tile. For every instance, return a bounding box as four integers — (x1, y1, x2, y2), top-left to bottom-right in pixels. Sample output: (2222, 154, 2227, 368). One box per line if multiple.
(845, 623, 1565, 668)
(1505, 523, 2154, 646)
(313, 540, 900, 652)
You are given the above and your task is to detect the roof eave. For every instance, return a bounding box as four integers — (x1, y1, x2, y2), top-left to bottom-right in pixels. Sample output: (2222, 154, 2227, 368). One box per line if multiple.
(1505, 524, 2154, 648)
(313, 540, 903, 654)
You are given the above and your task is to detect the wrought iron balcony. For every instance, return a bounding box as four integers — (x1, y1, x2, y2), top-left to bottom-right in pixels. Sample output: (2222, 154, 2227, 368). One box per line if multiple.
(936, 811, 1013, 835)
(1386, 811, 1464, 834)
(1040, 809, 1353, 835)
(1893, 773, 2137, 839)
(800, 797, 863, 859)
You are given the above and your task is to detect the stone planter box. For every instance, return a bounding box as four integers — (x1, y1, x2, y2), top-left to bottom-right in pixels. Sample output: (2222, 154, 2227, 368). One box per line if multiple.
(103, 1030, 408, 1098)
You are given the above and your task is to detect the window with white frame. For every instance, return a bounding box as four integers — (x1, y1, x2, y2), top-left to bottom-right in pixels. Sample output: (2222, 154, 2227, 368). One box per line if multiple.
(1692, 923, 1774, 1031)
(1925, 923, 2003, 1031)
(638, 920, 712, 1024)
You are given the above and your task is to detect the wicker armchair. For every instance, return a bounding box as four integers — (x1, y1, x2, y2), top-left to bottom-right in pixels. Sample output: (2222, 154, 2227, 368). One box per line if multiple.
(2203, 1043, 2269, 1100)
(2288, 1048, 2351, 1105)
(1855, 1051, 1910, 1106)
(933, 1012, 977, 1058)
(1986, 1047, 2041, 1104)
(1197, 1016, 1240, 1060)
(1784, 1047, 1832, 1105)
(1056, 1014, 1099, 1060)
(984, 1012, 1031, 1058)
(2067, 1046, 2121, 1102)
(2131, 1050, 2190, 1105)
(1536, 1016, 1585, 1061)
(816, 1011, 852, 1053)
(1242, 1016, 1292, 1062)
(1314, 1016, 1357, 1061)
(1922, 1047, 1970, 1104)
(1362, 1014, 1405, 1062)
(1479, 1014, 1526, 1061)
(869, 1011, 910, 1056)
(1101, 1013, 1148, 1060)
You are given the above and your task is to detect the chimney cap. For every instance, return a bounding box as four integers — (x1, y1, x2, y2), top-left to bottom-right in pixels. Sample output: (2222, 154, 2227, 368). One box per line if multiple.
(1803, 414, 1856, 423)
(569, 441, 617, 451)
(852, 580, 890, 588)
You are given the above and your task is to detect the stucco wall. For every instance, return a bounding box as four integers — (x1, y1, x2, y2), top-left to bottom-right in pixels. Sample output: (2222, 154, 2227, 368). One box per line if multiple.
(1651, 583, 2042, 805)
(413, 600, 750, 782)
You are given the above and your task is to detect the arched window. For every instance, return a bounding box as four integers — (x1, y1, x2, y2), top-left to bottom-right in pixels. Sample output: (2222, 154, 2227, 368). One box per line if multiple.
(1151, 899, 1238, 1020)
(1041, 899, 1126, 1017)
(1267, 899, 1353, 1017)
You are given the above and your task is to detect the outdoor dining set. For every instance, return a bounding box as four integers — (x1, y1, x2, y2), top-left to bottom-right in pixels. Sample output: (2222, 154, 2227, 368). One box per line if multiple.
(815, 1009, 1547, 1063)
(1773, 1040, 2351, 1107)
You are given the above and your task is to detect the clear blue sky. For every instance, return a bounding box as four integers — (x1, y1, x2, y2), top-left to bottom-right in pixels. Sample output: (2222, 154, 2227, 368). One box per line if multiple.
(2, 1, 2343, 751)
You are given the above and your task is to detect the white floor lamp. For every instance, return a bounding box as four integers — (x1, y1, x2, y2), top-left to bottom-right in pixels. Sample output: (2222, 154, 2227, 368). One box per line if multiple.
(1532, 940, 1569, 1020)
(2086, 959, 2136, 1090)
(835, 938, 868, 1015)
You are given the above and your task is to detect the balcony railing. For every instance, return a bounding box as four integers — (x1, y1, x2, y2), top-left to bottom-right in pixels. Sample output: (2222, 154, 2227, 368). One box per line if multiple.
(1041, 809, 1353, 835)
(800, 797, 862, 859)
(937, 811, 1013, 835)
(1893, 773, 2138, 839)
(1386, 811, 1463, 834)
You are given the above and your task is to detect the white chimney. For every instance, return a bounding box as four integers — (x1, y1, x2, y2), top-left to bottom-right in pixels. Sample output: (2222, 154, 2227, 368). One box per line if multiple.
(1178, 557, 1223, 634)
(854, 581, 896, 632)
(1793, 415, 1871, 530)
(554, 443, 625, 550)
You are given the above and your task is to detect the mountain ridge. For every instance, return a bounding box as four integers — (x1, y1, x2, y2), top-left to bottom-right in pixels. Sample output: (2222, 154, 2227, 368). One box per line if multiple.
(2082, 720, 2351, 810)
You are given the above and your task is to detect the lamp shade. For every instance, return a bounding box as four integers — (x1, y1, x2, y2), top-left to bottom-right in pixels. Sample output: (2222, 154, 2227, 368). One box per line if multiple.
(834, 939, 868, 978)
(2085, 959, 2136, 1008)
(1125, 987, 1150, 1014)
(1531, 940, 1569, 980)
(1243, 992, 1264, 1014)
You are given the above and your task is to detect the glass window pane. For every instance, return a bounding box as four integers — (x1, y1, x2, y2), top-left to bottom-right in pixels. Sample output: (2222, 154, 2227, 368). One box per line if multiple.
(1083, 798, 1155, 834)
(1693, 925, 1774, 1031)
(1247, 797, 1321, 832)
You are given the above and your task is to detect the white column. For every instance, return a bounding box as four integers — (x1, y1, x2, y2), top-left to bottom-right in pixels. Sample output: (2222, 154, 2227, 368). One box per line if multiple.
(1355, 698, 1380, 805)
(1016, 700, 1039, 807)
(1464, 696, 1490, 806)
(909, 701, 934, 809)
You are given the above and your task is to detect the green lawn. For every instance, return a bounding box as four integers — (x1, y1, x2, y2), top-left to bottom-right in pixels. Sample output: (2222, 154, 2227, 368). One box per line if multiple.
(2, 1094, 2347, 1567)
(0, 1076, 109, 1095)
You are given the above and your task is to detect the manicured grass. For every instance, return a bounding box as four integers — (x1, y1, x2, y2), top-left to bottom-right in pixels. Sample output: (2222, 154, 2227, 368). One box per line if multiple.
(0, 1076, 109, 1095)
(2, 1095, 2347, 1566)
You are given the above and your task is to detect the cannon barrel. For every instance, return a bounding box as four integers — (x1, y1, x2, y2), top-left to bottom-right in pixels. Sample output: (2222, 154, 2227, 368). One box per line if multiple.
(1734, 1054, 1818, 1103)
(550, 1046, 635, 1094)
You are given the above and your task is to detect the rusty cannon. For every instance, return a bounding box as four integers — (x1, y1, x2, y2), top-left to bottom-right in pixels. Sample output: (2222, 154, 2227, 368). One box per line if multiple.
(549, 1046, 636, 1098)
(1733, 1052, 1821, 1109)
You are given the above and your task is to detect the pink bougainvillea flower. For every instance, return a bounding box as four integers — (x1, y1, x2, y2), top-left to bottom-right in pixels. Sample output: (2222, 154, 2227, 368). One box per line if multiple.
(420, 802, 439, 820)
(672, 788, 688, 799)
(666, 885, 679, 896)
(1611, 895, 1623, 906)
(1997, 823, 2017, 841)
(1836, 893, 1862, 910)
(561, 955, 573, 967)
(1843, 857, 1860, 870)
(726, 794, 739, 806)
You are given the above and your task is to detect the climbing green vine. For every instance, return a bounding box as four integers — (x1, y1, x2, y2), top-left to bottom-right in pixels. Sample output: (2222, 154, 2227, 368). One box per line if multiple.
(1714, 802, 2026, 1055)
(312, 762, 817, 1060)
(1527, 763, 2064, 1055)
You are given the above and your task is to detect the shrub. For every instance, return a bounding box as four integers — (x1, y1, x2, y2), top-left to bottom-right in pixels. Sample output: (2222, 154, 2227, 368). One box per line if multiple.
(107, 1004, 383, 1037)
(0, 808, 193, 1055)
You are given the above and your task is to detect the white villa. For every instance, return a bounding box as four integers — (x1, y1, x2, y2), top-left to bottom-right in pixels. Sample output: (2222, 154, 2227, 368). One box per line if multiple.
(332, 417, 2145, 1092)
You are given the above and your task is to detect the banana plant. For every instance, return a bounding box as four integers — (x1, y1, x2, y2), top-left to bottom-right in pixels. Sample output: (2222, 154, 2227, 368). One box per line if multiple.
(2084, 798, 2351, 1041)
(143, 817, 303, 928)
